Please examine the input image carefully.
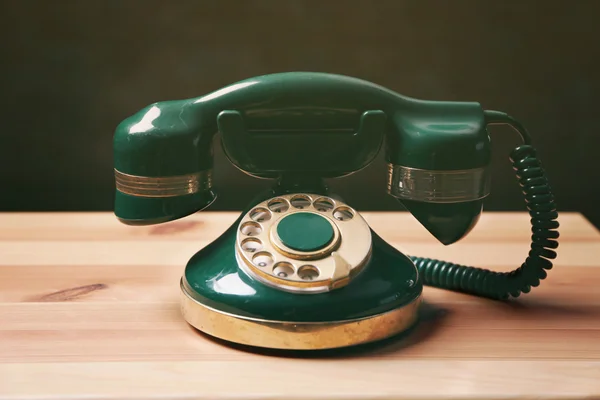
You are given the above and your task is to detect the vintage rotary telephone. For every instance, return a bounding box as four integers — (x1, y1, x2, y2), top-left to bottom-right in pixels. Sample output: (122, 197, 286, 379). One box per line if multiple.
(113, 72, 559, 350)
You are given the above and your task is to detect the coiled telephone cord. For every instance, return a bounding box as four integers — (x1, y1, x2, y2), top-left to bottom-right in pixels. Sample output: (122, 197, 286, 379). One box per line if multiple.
(408, 111, 559, 300)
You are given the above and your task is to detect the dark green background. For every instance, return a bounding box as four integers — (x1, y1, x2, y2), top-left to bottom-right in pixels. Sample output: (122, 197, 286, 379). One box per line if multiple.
(1, 0, 599, 227)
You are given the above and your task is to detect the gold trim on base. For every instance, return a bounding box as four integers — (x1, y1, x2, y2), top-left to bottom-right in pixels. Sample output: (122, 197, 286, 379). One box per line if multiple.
(180, 279, 421, 350)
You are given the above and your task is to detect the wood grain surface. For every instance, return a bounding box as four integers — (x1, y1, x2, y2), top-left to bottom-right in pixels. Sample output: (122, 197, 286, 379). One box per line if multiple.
(1, 211, 599, 400)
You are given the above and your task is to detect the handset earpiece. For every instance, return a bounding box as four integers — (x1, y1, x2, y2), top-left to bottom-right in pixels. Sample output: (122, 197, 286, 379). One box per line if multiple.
(113, 101, 216, 225)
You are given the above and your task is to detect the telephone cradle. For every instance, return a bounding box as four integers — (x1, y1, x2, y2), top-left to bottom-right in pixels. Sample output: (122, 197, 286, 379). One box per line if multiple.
(113, 72, 559, 350)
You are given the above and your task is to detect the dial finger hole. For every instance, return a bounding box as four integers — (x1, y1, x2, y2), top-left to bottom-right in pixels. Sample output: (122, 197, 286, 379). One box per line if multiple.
(333, 207, 354, 221)
(252, 252, 274, 268)
(298, 265, 320, 281)
(314, 197, 334, 212)
(268, 198, 290, 213)
(240, 221, 262, 236)
(241, 238, 262, 253)
(290, 195, 311, 209)
(250, 207, 271, 222)
(273, 262, 294, 279)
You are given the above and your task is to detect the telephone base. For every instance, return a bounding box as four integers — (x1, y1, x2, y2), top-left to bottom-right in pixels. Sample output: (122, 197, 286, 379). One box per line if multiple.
(178, 190, 423, 350)
(180, 278, 421, 350)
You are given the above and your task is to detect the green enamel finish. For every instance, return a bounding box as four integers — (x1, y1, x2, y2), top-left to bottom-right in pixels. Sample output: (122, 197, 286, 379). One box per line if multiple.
(113, 71, 490, 179)
(114, 190, 215, 226)
(384, 101, 490, 170)
(276, 212, 334, 251)
(182, 214, 422, 322)
(113, 99, 214, 177)
(400, 199, 482, 245)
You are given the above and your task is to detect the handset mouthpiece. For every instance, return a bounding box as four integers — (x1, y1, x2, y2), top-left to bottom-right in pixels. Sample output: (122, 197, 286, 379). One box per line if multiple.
(384, 98, 491, 244)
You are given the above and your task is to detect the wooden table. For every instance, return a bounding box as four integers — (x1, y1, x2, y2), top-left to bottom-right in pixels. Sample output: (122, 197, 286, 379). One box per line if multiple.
(1, 211, 599, 399)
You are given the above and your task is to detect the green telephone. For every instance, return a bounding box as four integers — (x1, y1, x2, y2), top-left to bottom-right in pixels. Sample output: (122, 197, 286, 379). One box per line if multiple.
(113, 72, 559, 350)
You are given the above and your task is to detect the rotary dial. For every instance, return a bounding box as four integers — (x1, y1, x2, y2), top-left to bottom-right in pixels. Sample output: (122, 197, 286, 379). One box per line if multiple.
(235, 193, 372, 294)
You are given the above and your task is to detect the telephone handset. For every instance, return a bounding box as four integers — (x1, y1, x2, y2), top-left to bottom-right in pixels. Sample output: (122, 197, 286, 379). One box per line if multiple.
(113, 72, 559, 350)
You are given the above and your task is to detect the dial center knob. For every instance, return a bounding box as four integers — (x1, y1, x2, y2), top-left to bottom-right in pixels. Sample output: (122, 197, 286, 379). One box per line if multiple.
(276, 212, 334, 252)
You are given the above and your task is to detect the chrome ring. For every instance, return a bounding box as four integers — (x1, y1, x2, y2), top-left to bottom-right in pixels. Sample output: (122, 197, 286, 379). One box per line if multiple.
(386, 163, 491, 203)
(114, 169, 212, 198)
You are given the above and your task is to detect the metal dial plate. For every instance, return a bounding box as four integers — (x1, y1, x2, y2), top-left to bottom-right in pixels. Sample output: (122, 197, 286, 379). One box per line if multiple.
(235, 194, 372, 294)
